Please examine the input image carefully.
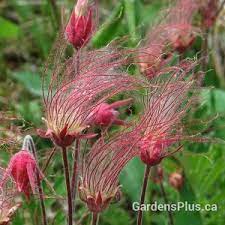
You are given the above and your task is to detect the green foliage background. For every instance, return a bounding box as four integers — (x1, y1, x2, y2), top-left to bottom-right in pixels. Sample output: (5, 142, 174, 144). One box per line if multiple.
(0, 0, 225, 224)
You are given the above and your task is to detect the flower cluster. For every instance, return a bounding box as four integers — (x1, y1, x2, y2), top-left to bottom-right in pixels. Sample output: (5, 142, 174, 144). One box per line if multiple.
(139, 0, 199, 78)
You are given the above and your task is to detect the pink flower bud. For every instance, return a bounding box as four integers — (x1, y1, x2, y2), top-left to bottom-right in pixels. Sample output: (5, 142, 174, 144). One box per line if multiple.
(65, 0, 93, 49)
(168, 24, 196, 53)
(169, 171, 184, 190)
(88, 98, 133, 127)
(139, 137, 165, 166)
(6, 150, 38, 199)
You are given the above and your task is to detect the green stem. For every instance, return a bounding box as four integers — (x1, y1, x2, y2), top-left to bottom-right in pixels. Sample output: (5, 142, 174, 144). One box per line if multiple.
(137, 165, 151, 225)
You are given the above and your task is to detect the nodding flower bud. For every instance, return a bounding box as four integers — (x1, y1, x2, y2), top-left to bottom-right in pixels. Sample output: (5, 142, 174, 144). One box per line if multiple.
(88, 98, 133, 127)
(4, 150, 39, 199)
(199, 0, 218, 28)
(168, 24, 196, 53)
(65, 0, 93, 49)
(139, 136, 171, 166)
(79, 185, 119, 213)
(169, 171, 184, 190)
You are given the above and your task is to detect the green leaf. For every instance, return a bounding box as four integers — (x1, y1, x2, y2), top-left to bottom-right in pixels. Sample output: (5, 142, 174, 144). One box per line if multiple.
(124, 0, 138, 44)
(174, 173, 203, 225)
(0, 17, 20, 39)
(200, 88, 225, 114)
(12, 71, 42, 96)
(120, 157, 144, 202)
(102, 205, 132, 225)
(92, 2, 125, 48)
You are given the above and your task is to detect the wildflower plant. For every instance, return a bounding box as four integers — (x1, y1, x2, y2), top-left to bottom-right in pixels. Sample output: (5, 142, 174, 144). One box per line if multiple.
(0, 0, 223, 225)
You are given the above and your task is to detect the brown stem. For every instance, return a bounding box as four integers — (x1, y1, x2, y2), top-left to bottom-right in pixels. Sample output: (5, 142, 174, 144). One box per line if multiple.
(36, 173, 48, 225)
(71, 139, 80, 206)
(62, 147, 73, 225)
(137, 165, 151, 225)
(26, 136, 48, 225)
(160, 182, 174, 225)
(42, 147, 56, 173)
(201, 30, 209, 72)
(91, 213, 99, 225)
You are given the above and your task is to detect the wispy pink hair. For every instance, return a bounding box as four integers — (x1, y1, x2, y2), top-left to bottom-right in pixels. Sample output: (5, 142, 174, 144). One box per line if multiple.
(122, 60, 202, 165)
(79, 135, 137, 213)
(38, 47, 142, 147)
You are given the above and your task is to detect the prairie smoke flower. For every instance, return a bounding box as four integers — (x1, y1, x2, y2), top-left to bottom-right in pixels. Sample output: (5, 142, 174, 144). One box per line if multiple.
(133, 60, 199, 166)
(65, 0, 93, 49)
(79, 137, 136, 213)
(38, 49, 139, 147)
(2, 150, 39, 199)
(166, 0, 198, 53)
(198, 0, 219, 28)
(88, 98, 133, 127)
(139, 44, 172, 79)
(139, 24, 173, 79)
(0, 171, 20, 225)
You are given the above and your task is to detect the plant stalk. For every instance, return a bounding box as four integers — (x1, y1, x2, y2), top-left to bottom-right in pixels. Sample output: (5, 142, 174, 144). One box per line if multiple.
(137, 165, 151, 225)
(25, 136, 48, 225)
(160, 182, 174, 225)
(62, 147, 73, 225)
(71, 139, 80, 207)
(91, 213, 99, 225)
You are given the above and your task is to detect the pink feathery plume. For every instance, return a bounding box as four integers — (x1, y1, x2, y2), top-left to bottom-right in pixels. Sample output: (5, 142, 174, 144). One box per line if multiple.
(0, 168, 20, 225)
(138, 0, 198, 79)
(38, 47, 142, 147)
(128, 60, 202, 166)
(79, 135, 137, 213)
(165, 0, 199, 53)
(198, 0, 220, 28)
(138, 20, 173, 79)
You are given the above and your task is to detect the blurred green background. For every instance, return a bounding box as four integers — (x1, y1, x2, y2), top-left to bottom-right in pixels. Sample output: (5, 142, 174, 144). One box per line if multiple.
(0, 0, 225, 224)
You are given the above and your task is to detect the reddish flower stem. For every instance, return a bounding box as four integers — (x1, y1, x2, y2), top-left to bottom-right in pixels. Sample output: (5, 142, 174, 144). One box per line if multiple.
(71, 139, 80, 207)
(137, 165, 151, 225)
(28, 137, 48, 225)
(42, 147, 56, 173)
(62, 147, 73, 225)
(36, 173, 48, 225)
(160, 182, 174, 225)
(91, 213, 99, 225)
(201, 29, 209, 72)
